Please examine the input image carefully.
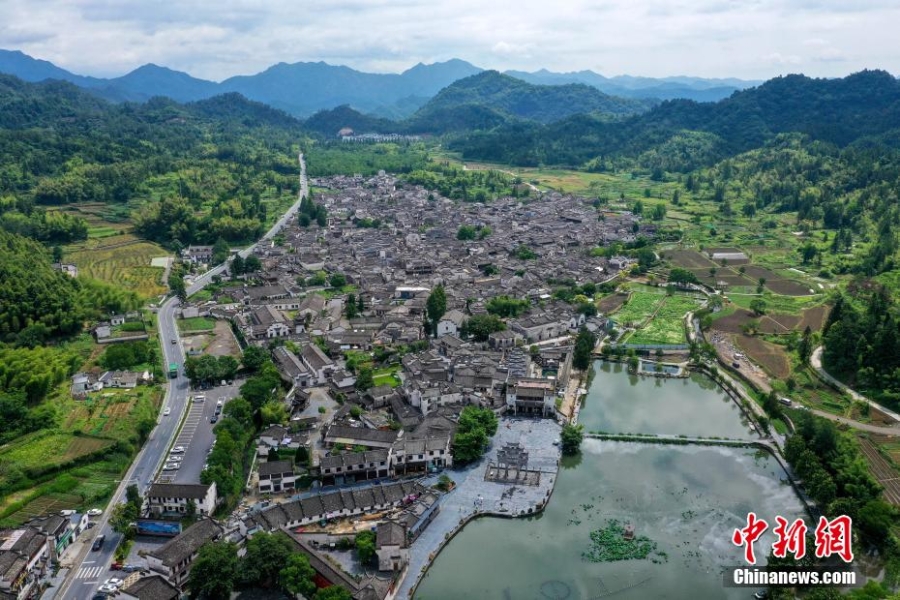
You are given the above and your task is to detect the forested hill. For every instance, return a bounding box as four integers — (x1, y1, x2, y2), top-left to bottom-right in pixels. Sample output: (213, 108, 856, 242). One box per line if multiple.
(405, 71, 652, 130)
(451, 70, 900, 167)
(303, 71, 653, 136)
(0, 74, 307, 247)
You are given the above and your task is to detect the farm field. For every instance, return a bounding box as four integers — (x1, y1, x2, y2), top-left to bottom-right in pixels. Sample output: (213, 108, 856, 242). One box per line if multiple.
(858, 438, 900, 506)
(610, 291, 665, 328)
(732, 334, 791, 379)
(66, 233, 168, 298)
(627, 295, 699, 345)
(597, 293, 628, 315)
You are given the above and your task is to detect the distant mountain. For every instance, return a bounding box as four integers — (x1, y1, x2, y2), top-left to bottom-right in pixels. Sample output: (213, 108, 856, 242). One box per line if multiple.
(103, 63, 220, 102)
(218, 58, 482, 117)
(405, 71, 652, 133)
(303, 105, 398, 136)
(504, 68, 759, 102)
(452, 70, 900, 167)
(0, 49, 103, 87)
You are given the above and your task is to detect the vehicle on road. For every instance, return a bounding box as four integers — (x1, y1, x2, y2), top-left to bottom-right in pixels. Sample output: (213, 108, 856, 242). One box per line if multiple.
(87, 508, 102, 516)
(163, 407, 171, 416)
(98, 585, 118, 594)
(162, 463, 180, 471)
(168, 362, 178, 378)
(171, 446, 185, 453)
(110, 562, 122, 571)
(122, 564, 138, 573)
(210, 415, 218, 423)
(92, 535, 105, 551)
(104, 578, 123, 587)
(171, 339, 177, 345)
(193, 395, 205, 403)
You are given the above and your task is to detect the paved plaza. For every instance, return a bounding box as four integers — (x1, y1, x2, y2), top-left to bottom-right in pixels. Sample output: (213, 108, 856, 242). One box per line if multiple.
(396, 417, 561, 599)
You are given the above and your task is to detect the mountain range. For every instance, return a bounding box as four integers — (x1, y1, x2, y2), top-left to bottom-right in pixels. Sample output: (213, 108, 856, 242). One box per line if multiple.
(0, 49, 758, 119)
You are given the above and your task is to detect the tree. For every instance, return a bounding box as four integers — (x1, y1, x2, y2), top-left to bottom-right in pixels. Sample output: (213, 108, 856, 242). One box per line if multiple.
(355, 530, 376, 564)
(573, 327, 596, 370)
(239, 532, 294, 588)
(267, 446, 280, 462)
(168, 272, 187, 302)
(457, 225, 477, 240)
(357, 294, 365, 312)
(125, 484, 141, 510)
(461, 314, 506, 341)
(561, 423, 584, 455)
(185, 498, 197, 520)
(797, 325, 813, 365)
(51, 245, 63, 263)
(315, 587, 354, 600)
(212, 237, 230, 265)
(329, 272, 347, 288)
(188, 542, 238, 599)
(109, 501, 138, 537)
(279, 553, 316, 598)
(230, 253, 245, 275)
(241, 370, 282, 410)
(345, 294, 358, 319)
(242, 346, 269, 372)
(668, 267, 699, 286)
(750, 298, 767, 316)
(452, 406, 497, 463)
(355, 366, 374, 391)
(244, 255, 262, 273)
(426, 285, 447, 334)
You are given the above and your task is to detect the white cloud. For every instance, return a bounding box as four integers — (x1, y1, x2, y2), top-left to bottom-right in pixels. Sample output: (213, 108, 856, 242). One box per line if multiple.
(0, 0, 897, 80)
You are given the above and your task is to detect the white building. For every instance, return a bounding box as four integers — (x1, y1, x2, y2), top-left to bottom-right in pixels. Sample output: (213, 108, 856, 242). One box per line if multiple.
(145, 483, 217, 517)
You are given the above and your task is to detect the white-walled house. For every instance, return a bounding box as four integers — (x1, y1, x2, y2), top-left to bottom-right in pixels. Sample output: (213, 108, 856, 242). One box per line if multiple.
(145, 483, 217, 517)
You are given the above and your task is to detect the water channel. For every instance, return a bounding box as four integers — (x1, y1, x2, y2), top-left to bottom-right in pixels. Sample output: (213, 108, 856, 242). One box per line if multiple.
(414, 361, 805, 599)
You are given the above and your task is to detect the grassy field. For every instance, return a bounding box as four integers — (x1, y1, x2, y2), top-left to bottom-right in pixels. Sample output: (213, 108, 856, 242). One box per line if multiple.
(610, 292, 665, 328)
(373, 366, 402, 388)
(628, 295, 699, 345)
(178, 317, 217, 332)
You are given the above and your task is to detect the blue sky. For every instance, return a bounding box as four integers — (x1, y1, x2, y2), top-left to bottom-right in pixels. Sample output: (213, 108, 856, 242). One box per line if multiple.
(1, 0, 896, 81)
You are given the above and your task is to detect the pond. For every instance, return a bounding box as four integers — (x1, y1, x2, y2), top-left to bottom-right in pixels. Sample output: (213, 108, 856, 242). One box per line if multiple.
(414, 363, 804, 600)
(579, 360, 755, 439)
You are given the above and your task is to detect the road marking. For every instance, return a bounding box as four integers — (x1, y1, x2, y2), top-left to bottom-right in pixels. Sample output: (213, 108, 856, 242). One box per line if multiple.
(76, 566, 104, 579)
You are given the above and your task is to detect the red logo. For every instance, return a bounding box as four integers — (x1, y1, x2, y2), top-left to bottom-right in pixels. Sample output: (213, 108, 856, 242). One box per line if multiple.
(772, 516, 807, 560)
(814, 515, 854, 563)
(733, 514, 854, 564)
(732, 512, 769, 565)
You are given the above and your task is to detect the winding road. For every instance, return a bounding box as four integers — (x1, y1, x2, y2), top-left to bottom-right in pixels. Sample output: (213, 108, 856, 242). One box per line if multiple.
(51, 153, 308, 600)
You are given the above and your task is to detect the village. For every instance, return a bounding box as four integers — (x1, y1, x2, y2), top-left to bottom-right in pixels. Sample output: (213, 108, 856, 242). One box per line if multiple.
(3, 172, 656, 600)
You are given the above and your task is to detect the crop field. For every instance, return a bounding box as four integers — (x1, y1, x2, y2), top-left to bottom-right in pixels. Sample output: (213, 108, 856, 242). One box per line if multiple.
(733, 335, 791, 379)
(665, 249, 717, 269)
(597, 293, 628, 315)
(627, 296, 698, 345)
(858, 438, 900, 506)
(610, 292, 665, 327)
(0, 432, 113, 478)
(871, 435, 900, 465)
(179, 317, 217, 332)
(66, 234, 168, 298)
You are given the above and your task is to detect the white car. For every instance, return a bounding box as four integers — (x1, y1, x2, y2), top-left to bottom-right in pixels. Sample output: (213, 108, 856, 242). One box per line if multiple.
(169, 455, 183, 462)
(163, 407, 171, 416)
(162, 463, 180, 471)
(98, 584, 118, 594)
(171, 446, 185, 453)
(104, 578, 123, 587)
(87, 508, 102, 517)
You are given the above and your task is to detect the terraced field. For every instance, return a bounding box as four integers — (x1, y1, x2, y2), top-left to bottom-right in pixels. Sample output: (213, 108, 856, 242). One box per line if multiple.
(66, 234, 168, 298)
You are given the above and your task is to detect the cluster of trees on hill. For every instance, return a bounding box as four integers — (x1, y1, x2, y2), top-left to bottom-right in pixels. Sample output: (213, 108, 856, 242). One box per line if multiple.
(822, 288, 900, 407)
(784, 411, 896, 550)
(0, 74, 305, 247)
(0, 229, 139, 344)
(405, 162, 516, 202)
(450, 70, 900, 168)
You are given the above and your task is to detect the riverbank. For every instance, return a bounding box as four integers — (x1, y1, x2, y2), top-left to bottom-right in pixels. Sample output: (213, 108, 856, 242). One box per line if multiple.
(396, 417, 561, 599)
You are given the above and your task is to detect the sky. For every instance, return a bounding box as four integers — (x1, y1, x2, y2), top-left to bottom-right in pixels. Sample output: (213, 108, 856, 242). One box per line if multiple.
(1, 0, 898, 81)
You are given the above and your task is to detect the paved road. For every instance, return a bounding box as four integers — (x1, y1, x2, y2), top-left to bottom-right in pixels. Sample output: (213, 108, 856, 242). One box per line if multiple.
(810, 346, 900, 423)
(53, 152, 308, 600)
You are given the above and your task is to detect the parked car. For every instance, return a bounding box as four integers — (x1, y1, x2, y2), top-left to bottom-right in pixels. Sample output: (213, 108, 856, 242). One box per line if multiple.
(98, 585, 118, 594)
(104, 578, 123, 587)
(87, 508, 102, 516)
(171, 446, 185, 453)
(169, 455, 183, 462)
(162, 463, 180, 471)
(110, 562, 122, 571)
(122, 564, 138, 573)
(210, 415, 218, 424)
(92, 535, 105, 551)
